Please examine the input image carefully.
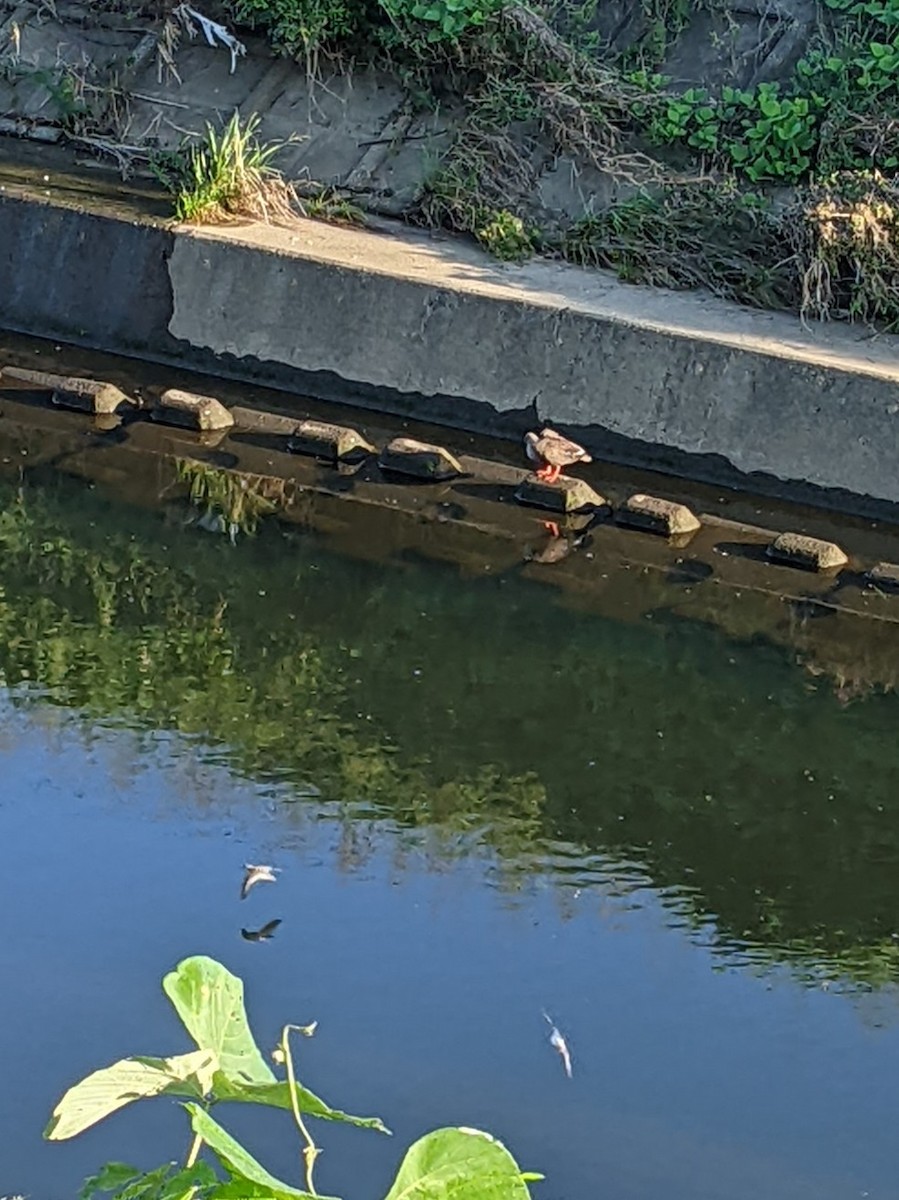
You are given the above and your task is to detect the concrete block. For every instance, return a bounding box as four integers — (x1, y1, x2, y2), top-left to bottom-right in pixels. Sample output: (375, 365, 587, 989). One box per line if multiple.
(378, 437, 462, 481)
(767, 531, 848, 571)
(515, 474, 607, 514)
(289, 419, 375, 461)
(616, 493, 701, 536)
(1, 366, 134, 414)
(230, 406, 298, 436)
(152, 388, 234, 431)
(867, 561, 899, 591)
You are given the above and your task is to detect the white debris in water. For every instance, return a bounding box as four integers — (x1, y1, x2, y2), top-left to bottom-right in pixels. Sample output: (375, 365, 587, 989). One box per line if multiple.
(542, 1011, 573, 1078)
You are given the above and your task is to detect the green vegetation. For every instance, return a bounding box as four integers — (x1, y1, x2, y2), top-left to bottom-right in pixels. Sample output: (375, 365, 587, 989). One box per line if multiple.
(380, 0, 505, 43)
(227, 0, 375, 58)
(619, 0, 899, 185)
(152, 111, 301, 224)
(644, 82, 823, 184)
(560, 183, 796, 308)
(152, 114, 367, 229)
(47, 955, 540, 1199)
(205, 0, 899, 326)
(9, 0, 899, 321)
(301, 188, 367, 224)
(475, 208, 536, 258)
(225, 0, 505, 56)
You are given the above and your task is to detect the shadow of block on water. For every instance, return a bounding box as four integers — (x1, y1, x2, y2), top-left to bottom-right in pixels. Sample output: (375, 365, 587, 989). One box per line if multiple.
(665, 558, 715, 586)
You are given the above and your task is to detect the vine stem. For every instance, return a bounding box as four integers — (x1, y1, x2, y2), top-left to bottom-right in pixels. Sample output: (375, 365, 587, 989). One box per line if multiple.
(185, 1131, 204, 1169)
(280, 1023, 321, 1196)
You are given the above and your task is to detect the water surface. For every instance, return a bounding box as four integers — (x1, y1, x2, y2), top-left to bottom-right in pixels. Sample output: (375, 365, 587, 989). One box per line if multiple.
(1, 465, 898, 1200)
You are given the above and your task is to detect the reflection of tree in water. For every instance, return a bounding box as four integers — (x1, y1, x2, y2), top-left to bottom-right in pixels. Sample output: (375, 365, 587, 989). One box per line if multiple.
(3, 474, 899, 989)
(175, 458, 292, 540)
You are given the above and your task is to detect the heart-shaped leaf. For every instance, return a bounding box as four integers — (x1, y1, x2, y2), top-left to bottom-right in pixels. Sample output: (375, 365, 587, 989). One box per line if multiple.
(382, 1126, 541, 1199)
(45, 1049, 218, 1141)
(164, 956, 274, 1085)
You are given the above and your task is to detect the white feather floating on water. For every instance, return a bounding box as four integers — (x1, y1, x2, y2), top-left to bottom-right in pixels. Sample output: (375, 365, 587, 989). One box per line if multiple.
(542, 1010, 573, 1079)
(172, 4, 247, 73)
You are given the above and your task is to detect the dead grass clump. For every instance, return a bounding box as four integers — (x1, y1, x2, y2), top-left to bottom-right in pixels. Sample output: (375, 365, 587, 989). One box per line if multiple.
(787, 171, 899, 328)
(415, 126, 537, 233)
(472, 5, 666, 174)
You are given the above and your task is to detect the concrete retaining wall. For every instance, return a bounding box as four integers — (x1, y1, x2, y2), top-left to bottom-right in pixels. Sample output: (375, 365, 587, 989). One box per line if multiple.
(3, 185, 899, 516)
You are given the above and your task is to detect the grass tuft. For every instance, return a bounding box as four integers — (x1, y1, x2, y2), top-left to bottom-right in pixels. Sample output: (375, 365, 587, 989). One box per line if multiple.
(302, 187, 367, 225)
(156, 111, 301, 226)
(558, 183, 798, 311)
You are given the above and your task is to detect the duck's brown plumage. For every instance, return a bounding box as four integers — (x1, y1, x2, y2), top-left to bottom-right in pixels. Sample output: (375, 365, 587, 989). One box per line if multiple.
(524, 428, 592, 469)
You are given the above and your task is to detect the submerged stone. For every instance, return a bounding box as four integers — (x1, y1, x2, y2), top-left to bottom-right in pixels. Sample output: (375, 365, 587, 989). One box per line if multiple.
(1, 366, 134, 414)
(378, 437, 463, 481)
(616, 494, 701, 536)
(867, 561, 899, 591)
(289, 419, 375, 462)
(515, 474, 607, 514)
(767, 532, 848, 572)
(152, 388, 234, 432)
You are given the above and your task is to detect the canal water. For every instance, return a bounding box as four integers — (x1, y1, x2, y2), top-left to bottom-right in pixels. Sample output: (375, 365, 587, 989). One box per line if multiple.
(1, 451, 898, 1200)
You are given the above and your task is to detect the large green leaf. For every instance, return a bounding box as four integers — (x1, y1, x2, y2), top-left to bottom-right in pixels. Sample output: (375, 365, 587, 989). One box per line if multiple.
(163, 956, 274, 1085)
(45, 1049, 218, 1141)
(382, 1127, 541, 1200)
(212, 1074, 389, 1132)
(184, 1104, 335, 1200)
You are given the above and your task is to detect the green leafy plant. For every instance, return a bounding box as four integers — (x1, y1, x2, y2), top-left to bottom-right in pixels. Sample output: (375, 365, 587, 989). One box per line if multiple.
(475, 208, 535, 259)
(644, 79, 824, 183)
(725, 84, 823, 183)
(47, 955, 542, 1200)
(647, 86, 720, 152)
(226, 0, 372, 56)
(379, 0, 502, 42)
(227, 0, 497, 52)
